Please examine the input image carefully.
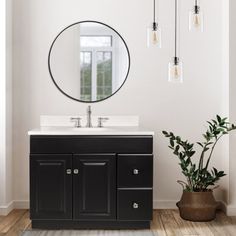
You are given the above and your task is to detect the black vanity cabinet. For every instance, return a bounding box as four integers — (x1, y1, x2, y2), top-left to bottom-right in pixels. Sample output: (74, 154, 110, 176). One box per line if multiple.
(30, 135, 153, 229)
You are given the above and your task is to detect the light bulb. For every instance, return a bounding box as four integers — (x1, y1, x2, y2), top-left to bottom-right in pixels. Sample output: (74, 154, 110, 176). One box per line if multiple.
(168, 58, 183, 83)
(173, 65, 180, 79)
(152, 30, 158, 45)
(193, 13, 201, 27)
(147, 23, 161, 48)
(189, 5, 203, 32)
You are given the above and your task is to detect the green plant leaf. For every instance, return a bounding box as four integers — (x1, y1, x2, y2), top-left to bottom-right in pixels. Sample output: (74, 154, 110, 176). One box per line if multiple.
(216, 115, 221, 123)
(170, 139, 174, 147)
(162, 131, 168, 136)
(212, 119, 217, 124)
(197, 142, 203, 147)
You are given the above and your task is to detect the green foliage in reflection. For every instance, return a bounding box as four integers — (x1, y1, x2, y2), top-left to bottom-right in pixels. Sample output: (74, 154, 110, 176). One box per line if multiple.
(80, 53, 112, 101)
(97, 58, 112, 100)
(80, 64, 92, 101)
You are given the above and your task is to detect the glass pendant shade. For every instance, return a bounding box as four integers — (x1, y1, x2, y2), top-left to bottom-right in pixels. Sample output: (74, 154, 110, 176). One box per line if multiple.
(168, 57, 183, 83)
(189, 6, 203, 32)
(147, 23, 162, 48)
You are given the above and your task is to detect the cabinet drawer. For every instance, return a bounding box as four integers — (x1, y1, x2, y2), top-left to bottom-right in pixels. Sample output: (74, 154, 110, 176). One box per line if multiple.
(117, 190, 152, 221)
(30, 136, 153, 154)
(117, 154, 153, 188)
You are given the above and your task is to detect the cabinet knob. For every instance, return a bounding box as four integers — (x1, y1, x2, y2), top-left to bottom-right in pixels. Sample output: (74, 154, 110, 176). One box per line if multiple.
(133, 169, 139, 175)
(73, 169, 79, 174)
(66, 169, 72, 175)
(133, 202, 139, 209)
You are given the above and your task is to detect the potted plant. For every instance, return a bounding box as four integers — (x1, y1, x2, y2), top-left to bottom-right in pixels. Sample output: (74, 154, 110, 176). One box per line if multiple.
(163, 115, 236, 221)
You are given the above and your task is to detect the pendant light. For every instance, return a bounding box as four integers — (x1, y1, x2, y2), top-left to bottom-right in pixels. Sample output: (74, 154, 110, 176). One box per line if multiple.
(147, 0, 161, 48)
(168, 0, 183, 83)
(189, 0, 203, 32)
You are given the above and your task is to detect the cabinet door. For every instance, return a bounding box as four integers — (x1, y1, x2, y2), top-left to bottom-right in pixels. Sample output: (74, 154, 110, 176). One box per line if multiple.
(30, 154, 72, 219)
(73, 154, 116, 220)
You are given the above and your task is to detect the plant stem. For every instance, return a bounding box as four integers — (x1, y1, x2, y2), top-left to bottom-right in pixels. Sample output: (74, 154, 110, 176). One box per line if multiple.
(204, 134, 224, 170)
(198, 143, 207, 175)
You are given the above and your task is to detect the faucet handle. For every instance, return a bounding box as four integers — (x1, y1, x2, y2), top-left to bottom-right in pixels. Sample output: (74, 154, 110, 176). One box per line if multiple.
(97, 117, 109, 128)
(70, 117, 82, 128)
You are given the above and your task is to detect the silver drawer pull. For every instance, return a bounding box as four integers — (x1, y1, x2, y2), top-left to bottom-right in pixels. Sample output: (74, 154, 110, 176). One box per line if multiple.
(73, 169, 79, 174)
(133, 202, 139, 209)
(66, 169, 72, 175)
(133, 169, 139, 175)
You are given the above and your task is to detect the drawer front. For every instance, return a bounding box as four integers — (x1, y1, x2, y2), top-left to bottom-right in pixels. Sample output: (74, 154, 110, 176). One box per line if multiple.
(30, 136, 153, 154)
(117, 190, 152, 221)
(118, 154, 153, 188)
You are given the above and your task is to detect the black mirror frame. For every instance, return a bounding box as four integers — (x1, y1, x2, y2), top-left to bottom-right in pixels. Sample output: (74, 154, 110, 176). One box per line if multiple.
(48, 20, 131, 103)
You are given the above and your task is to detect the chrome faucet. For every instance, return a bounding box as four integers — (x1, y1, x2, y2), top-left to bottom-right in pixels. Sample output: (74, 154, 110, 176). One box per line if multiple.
(86, 105, 92, 127)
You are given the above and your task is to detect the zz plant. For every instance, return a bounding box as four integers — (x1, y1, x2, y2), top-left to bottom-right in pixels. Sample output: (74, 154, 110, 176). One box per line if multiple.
(163, 115, 236, 192)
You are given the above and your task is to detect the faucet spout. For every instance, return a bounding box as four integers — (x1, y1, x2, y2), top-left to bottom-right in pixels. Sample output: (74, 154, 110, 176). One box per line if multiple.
(86, 105, 92, 127)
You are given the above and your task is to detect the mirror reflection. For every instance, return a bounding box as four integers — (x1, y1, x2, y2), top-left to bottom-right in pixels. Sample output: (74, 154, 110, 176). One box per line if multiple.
(49, 21, 130, 102)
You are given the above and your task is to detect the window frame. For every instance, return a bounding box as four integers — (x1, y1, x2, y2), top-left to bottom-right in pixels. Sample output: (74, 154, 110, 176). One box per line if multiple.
(80, 34, 115, 101)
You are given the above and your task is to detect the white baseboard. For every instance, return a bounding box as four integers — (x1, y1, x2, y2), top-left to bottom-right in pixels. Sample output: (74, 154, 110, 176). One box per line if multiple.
(153, 200, 178, 209)
(226, 204, 236, 216)
(0, 201, 14, 216)
(0, 200, 29, 215)
(13, 200, 29, 209)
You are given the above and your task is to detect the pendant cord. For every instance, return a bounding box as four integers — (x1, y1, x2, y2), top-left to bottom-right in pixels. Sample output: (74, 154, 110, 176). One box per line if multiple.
(174, 0, 177, 58)
(195, 0, 198, 6)
(153, 0, 156, 23)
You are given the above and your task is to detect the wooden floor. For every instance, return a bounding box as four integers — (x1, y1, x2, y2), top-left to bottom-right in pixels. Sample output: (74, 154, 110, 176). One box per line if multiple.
(0, 209, 235, 236)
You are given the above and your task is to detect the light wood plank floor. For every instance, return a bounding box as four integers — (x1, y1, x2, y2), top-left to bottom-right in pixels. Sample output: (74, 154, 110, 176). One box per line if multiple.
(0, 209, 235, 236)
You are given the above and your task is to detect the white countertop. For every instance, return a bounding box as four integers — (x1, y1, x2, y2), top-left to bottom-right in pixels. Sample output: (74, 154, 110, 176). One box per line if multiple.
(28, 126, 154, 136)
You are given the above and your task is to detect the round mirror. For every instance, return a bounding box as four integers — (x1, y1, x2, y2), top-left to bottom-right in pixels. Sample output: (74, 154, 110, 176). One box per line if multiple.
(48, 21, 130, 103)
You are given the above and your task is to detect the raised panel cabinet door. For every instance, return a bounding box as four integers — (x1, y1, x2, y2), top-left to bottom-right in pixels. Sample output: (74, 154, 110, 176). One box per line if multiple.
(73, 154, 116, 220)
(30, 154, 72, 219)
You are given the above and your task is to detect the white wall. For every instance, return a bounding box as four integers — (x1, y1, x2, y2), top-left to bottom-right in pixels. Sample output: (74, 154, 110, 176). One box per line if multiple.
(228, 0, 236, 215)
(0, 0, 7, 211)
(12, 0, 230, 209)
(0, 0, 13, 215)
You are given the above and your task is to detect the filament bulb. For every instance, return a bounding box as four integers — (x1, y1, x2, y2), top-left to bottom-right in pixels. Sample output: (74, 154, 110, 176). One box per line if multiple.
(173, 65, 179, 78)
(193, 13, 201, 27)
(147, 25, 161, 48)
(152, 30, 158, 45)
(168, 59, 183, 83)
(189, 4, 203, 32)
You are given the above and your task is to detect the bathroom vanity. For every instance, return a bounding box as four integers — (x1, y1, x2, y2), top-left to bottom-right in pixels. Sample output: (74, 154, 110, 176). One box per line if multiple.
(28, 118, 154, 229)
